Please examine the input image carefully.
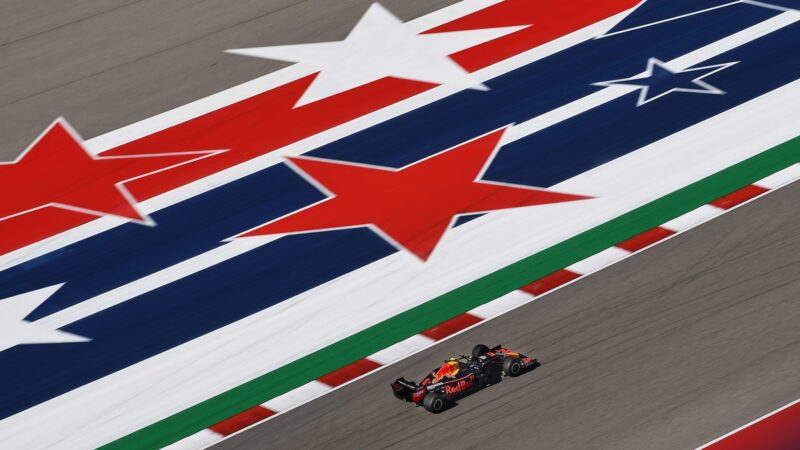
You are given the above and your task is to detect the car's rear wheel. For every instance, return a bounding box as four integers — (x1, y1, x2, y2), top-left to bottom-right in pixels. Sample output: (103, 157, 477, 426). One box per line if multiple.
(422, 392, 446, 413)
(472, 344, 490, 358)
(503, 357, 523, 377)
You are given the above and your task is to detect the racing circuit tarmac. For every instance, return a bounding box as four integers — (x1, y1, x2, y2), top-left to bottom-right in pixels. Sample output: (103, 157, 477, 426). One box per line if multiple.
(216, 174, 800, 450)
(2, 1, 798, 449)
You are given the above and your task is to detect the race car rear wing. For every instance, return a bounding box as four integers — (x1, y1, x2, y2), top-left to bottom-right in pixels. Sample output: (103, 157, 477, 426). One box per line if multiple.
(391, 377, 418, 401)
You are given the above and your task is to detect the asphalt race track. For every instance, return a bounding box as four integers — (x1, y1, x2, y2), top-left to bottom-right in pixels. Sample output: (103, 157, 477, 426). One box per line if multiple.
(0, 0, 457, 161)
(216, 180, 800, 450)
(1, 1, 798, 449)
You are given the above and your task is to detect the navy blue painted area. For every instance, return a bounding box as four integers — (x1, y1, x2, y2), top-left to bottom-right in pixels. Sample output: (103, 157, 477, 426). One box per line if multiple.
(604, 0, 740, 35)
(453, 214, 485, 226)
(0, 6, 797, 419)
(763, 0, 799, 10)
(602, 0, 797, 36)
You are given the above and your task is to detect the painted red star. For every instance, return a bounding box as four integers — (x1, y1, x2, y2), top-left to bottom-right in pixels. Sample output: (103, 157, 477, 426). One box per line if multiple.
(0, 118, 220, 225)
(239, 127, 592, 260)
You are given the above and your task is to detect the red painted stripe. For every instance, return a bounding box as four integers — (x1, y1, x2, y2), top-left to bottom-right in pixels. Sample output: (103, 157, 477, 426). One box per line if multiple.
(420, 313, 483, 340)
(704, 401, 800, 450)
(209, 405, 275, 436)
(710, 184, 769, 210)
(520, 269, 581, 296)
(616, 226, 675, 253)
(0, 0, 638, 256)
(317, 358, 382, 387)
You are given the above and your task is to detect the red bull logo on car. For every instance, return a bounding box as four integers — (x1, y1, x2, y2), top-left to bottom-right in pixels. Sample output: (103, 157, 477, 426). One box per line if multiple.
(444, 375, 475, 395)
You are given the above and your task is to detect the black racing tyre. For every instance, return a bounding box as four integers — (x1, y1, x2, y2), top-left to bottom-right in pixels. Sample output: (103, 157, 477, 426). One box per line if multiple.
(472, 344, 490, 358)
(503, 357, 523, 377)
(422, 392, 446, 413)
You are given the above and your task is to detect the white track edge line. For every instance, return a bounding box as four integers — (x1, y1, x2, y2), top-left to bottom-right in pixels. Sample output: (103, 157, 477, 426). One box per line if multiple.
(695, 397, 800, 449)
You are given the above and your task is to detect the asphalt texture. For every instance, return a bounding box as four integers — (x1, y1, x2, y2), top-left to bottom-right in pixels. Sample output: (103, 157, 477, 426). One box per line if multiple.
(2, 2, 798, 449)
(0, 0, 457, 161)
(216, 180, 800, 450)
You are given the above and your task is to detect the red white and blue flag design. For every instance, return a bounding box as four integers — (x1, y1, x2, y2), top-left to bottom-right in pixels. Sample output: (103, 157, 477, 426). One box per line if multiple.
(1, 1, 799, 448)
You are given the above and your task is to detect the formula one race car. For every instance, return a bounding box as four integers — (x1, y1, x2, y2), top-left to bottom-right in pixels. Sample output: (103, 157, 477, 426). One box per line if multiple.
(391, 344, 539, 413)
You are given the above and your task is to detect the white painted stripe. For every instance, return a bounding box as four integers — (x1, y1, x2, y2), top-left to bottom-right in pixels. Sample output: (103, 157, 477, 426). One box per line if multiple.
(695, 398, 800, 449)
(261, 381, 331, 412)
(162, 429, 222, 450)
(742, 0, 799, 13)
(3, 77, 797, 450)
(368, 334, 436, 365)
(661, 205, 725, 232)
(566, 247, 631, 274)
(0, 8, 634, 272)
(469, 290, 535, 319)
(19, 10, 797, 335)
(753, 163, 800, 189)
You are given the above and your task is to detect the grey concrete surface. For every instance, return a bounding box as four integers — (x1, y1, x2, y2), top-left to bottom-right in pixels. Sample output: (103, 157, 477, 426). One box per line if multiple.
(215, 180, 800, 450)
(0, 0, 457, 161)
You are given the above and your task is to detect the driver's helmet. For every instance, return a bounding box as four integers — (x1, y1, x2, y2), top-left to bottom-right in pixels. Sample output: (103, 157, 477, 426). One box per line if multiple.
(432, 357, 460, 382)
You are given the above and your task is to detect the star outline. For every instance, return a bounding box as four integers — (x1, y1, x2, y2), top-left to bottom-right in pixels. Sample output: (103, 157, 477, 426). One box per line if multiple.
(592, 57, 739, 106)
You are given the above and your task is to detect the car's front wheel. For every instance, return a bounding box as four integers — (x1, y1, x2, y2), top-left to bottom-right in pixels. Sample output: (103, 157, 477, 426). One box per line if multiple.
(422, 392, 446, 413)
(503, 357, 523, 377)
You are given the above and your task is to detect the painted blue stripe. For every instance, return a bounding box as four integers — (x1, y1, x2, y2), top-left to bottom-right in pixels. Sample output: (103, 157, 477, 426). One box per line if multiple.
(0, 6, 796, 419)
(604, 0, 741, 36)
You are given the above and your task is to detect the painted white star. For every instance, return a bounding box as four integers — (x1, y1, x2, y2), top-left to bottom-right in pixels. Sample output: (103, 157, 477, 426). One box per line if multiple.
(593, 57, 738, 106)
(226, 2, 526, 107)
(0, 285, 89, 352)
